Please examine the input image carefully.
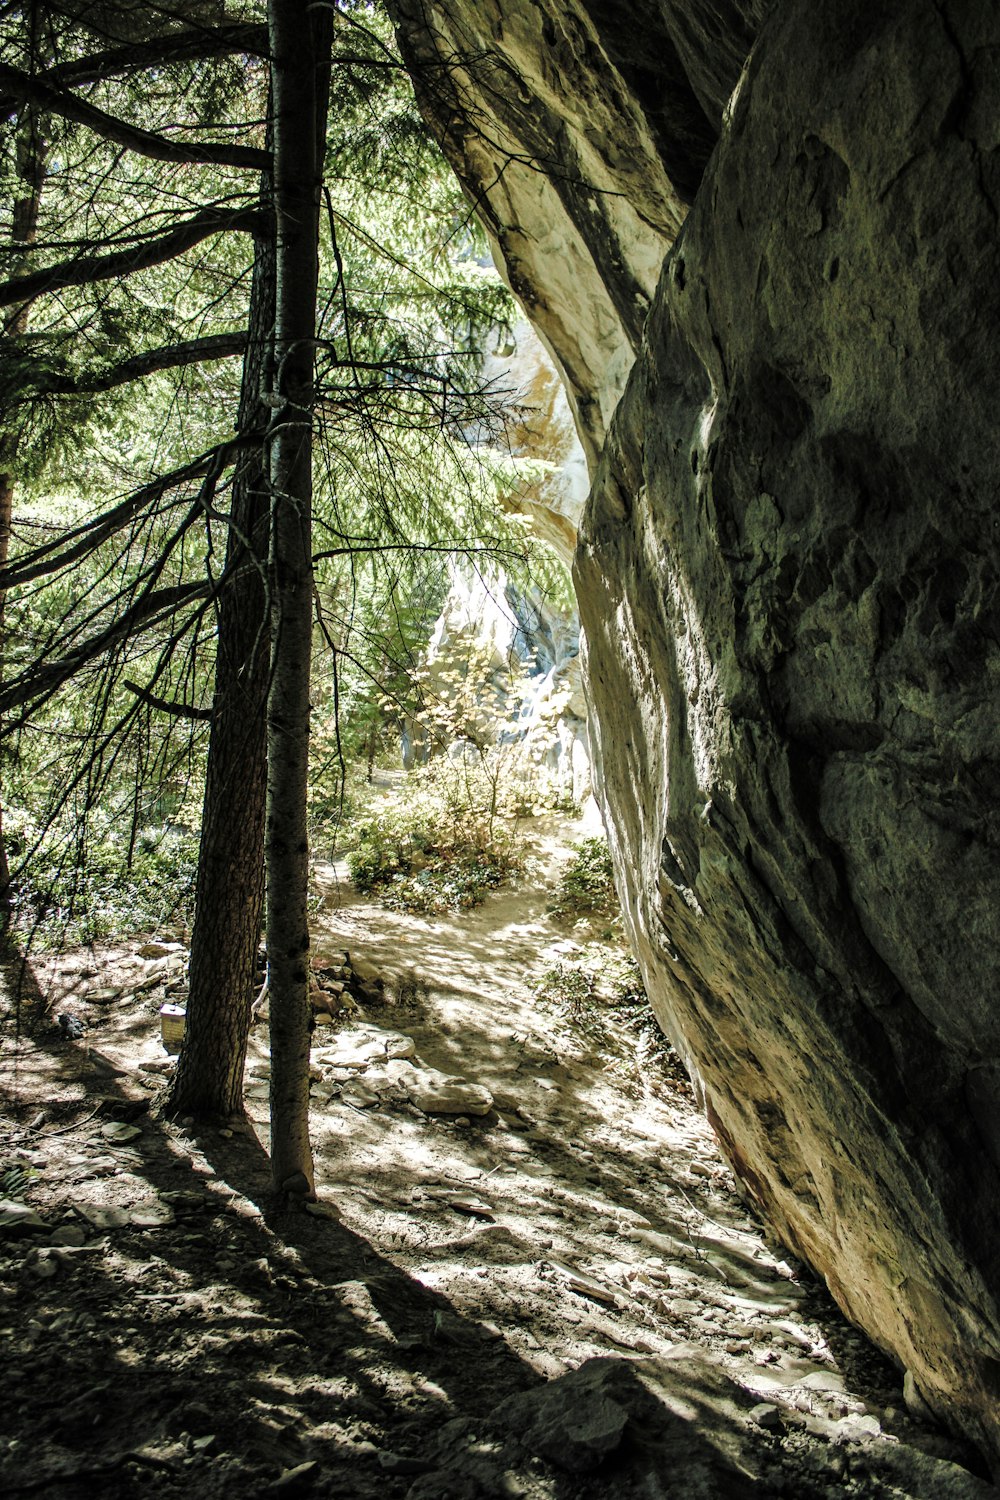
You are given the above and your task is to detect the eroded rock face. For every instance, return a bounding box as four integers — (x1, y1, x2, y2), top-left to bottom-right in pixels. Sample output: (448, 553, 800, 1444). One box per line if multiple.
(391, 0, 758, 456)
(392, 0, 1000, 1460)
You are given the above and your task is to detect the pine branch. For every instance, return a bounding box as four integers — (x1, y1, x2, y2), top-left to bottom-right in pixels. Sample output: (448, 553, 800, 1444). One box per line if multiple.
(0, 580, 214, 721)
(0, 23, 270, 118)
(9, 331, 248, 401)
(0, 435, 257, 592)
(0, 204, 264, 310)
(0, 63, 270, 170)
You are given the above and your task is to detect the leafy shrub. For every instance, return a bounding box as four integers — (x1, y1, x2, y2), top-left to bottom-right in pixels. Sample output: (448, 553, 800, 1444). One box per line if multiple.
(6, 803, 198, 948)
(532, 942, 688, 1090)
(345, 759, 523, 913)
(550, 836, 619, 924)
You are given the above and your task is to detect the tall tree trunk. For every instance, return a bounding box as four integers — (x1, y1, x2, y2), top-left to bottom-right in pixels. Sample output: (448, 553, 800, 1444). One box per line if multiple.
(166, 208, 274, 1119)
(0, 100, 48, 931)
(265, 0, 331, 1195)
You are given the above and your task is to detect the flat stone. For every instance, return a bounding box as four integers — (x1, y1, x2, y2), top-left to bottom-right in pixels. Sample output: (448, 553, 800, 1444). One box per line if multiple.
(50, 1225, 87, 1247)
(101, 1122, 142, 1144)
(304, 1200, 340, 1221)
(139, 941, 186, 959)
(340, 1082, 380, 1108)
(837, 1413, 881, 1440)
(160, 1191, 205, 1211)
(130, 1201, 176, 1228)
(349, 956, 380, 982)
(270, 1460, 318, 1491)
(494, 1360, 630, 1472)
(0, 1200, 47, 1237)
(316, 1037, 387, 1070)
(670, 1298, 701, 1317)
(408, 1081, 494, 1117)
(377, 1450, 429, 1476)
(73, 1201, 129, 1228)
(796, 1369, 847, 1395)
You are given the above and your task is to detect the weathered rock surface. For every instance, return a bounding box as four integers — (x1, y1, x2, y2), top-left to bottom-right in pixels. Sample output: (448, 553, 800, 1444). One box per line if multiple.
(391, 0, 1000, 1465)
(391, 0, 741, 459)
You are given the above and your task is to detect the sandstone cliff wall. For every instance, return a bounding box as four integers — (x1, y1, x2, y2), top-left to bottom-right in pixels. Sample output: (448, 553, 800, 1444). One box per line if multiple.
(390, 0, 1000, 1460)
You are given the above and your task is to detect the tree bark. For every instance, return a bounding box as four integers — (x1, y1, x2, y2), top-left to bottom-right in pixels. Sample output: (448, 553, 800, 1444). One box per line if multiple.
(264, 0, 331, 1196)
(166, 215, 274, 1121)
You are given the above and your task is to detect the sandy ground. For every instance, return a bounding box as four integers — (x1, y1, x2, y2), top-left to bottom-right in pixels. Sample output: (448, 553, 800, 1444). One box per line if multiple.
(0, 812, 996, 1498)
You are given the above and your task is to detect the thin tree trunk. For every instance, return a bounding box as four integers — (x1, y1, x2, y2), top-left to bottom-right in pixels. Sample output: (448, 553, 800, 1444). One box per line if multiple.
(0, 474, 13, 928)
(166, 209, 274, 1119)
(265, 0, 331, 1196)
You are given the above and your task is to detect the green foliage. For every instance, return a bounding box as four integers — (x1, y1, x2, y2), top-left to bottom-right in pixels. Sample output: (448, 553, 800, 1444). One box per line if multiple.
(0, 0, 552, 952)
(345, 758, 523, 914)
(6, 800, 199, 947)
(550, 836, 620, 925)
(532, 942, 686, 1090)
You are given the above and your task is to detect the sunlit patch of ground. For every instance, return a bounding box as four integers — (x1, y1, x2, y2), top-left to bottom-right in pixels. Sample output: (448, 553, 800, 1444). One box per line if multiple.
(0, 814, 994, 1497)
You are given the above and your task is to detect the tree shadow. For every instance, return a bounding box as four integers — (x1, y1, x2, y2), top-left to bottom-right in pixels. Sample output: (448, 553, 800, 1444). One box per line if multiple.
(0, 947, 782, 1499)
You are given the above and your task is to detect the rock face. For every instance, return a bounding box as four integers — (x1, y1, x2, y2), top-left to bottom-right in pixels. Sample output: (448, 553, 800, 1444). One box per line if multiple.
(391, 0, 1000, 1463)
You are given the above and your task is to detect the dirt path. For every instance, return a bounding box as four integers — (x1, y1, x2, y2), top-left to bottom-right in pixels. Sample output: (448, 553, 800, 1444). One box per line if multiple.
(0, 814, 995, 1498)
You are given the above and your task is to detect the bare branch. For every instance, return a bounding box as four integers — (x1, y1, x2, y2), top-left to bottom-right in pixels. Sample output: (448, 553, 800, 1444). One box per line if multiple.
(123, 678, 211, 720)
